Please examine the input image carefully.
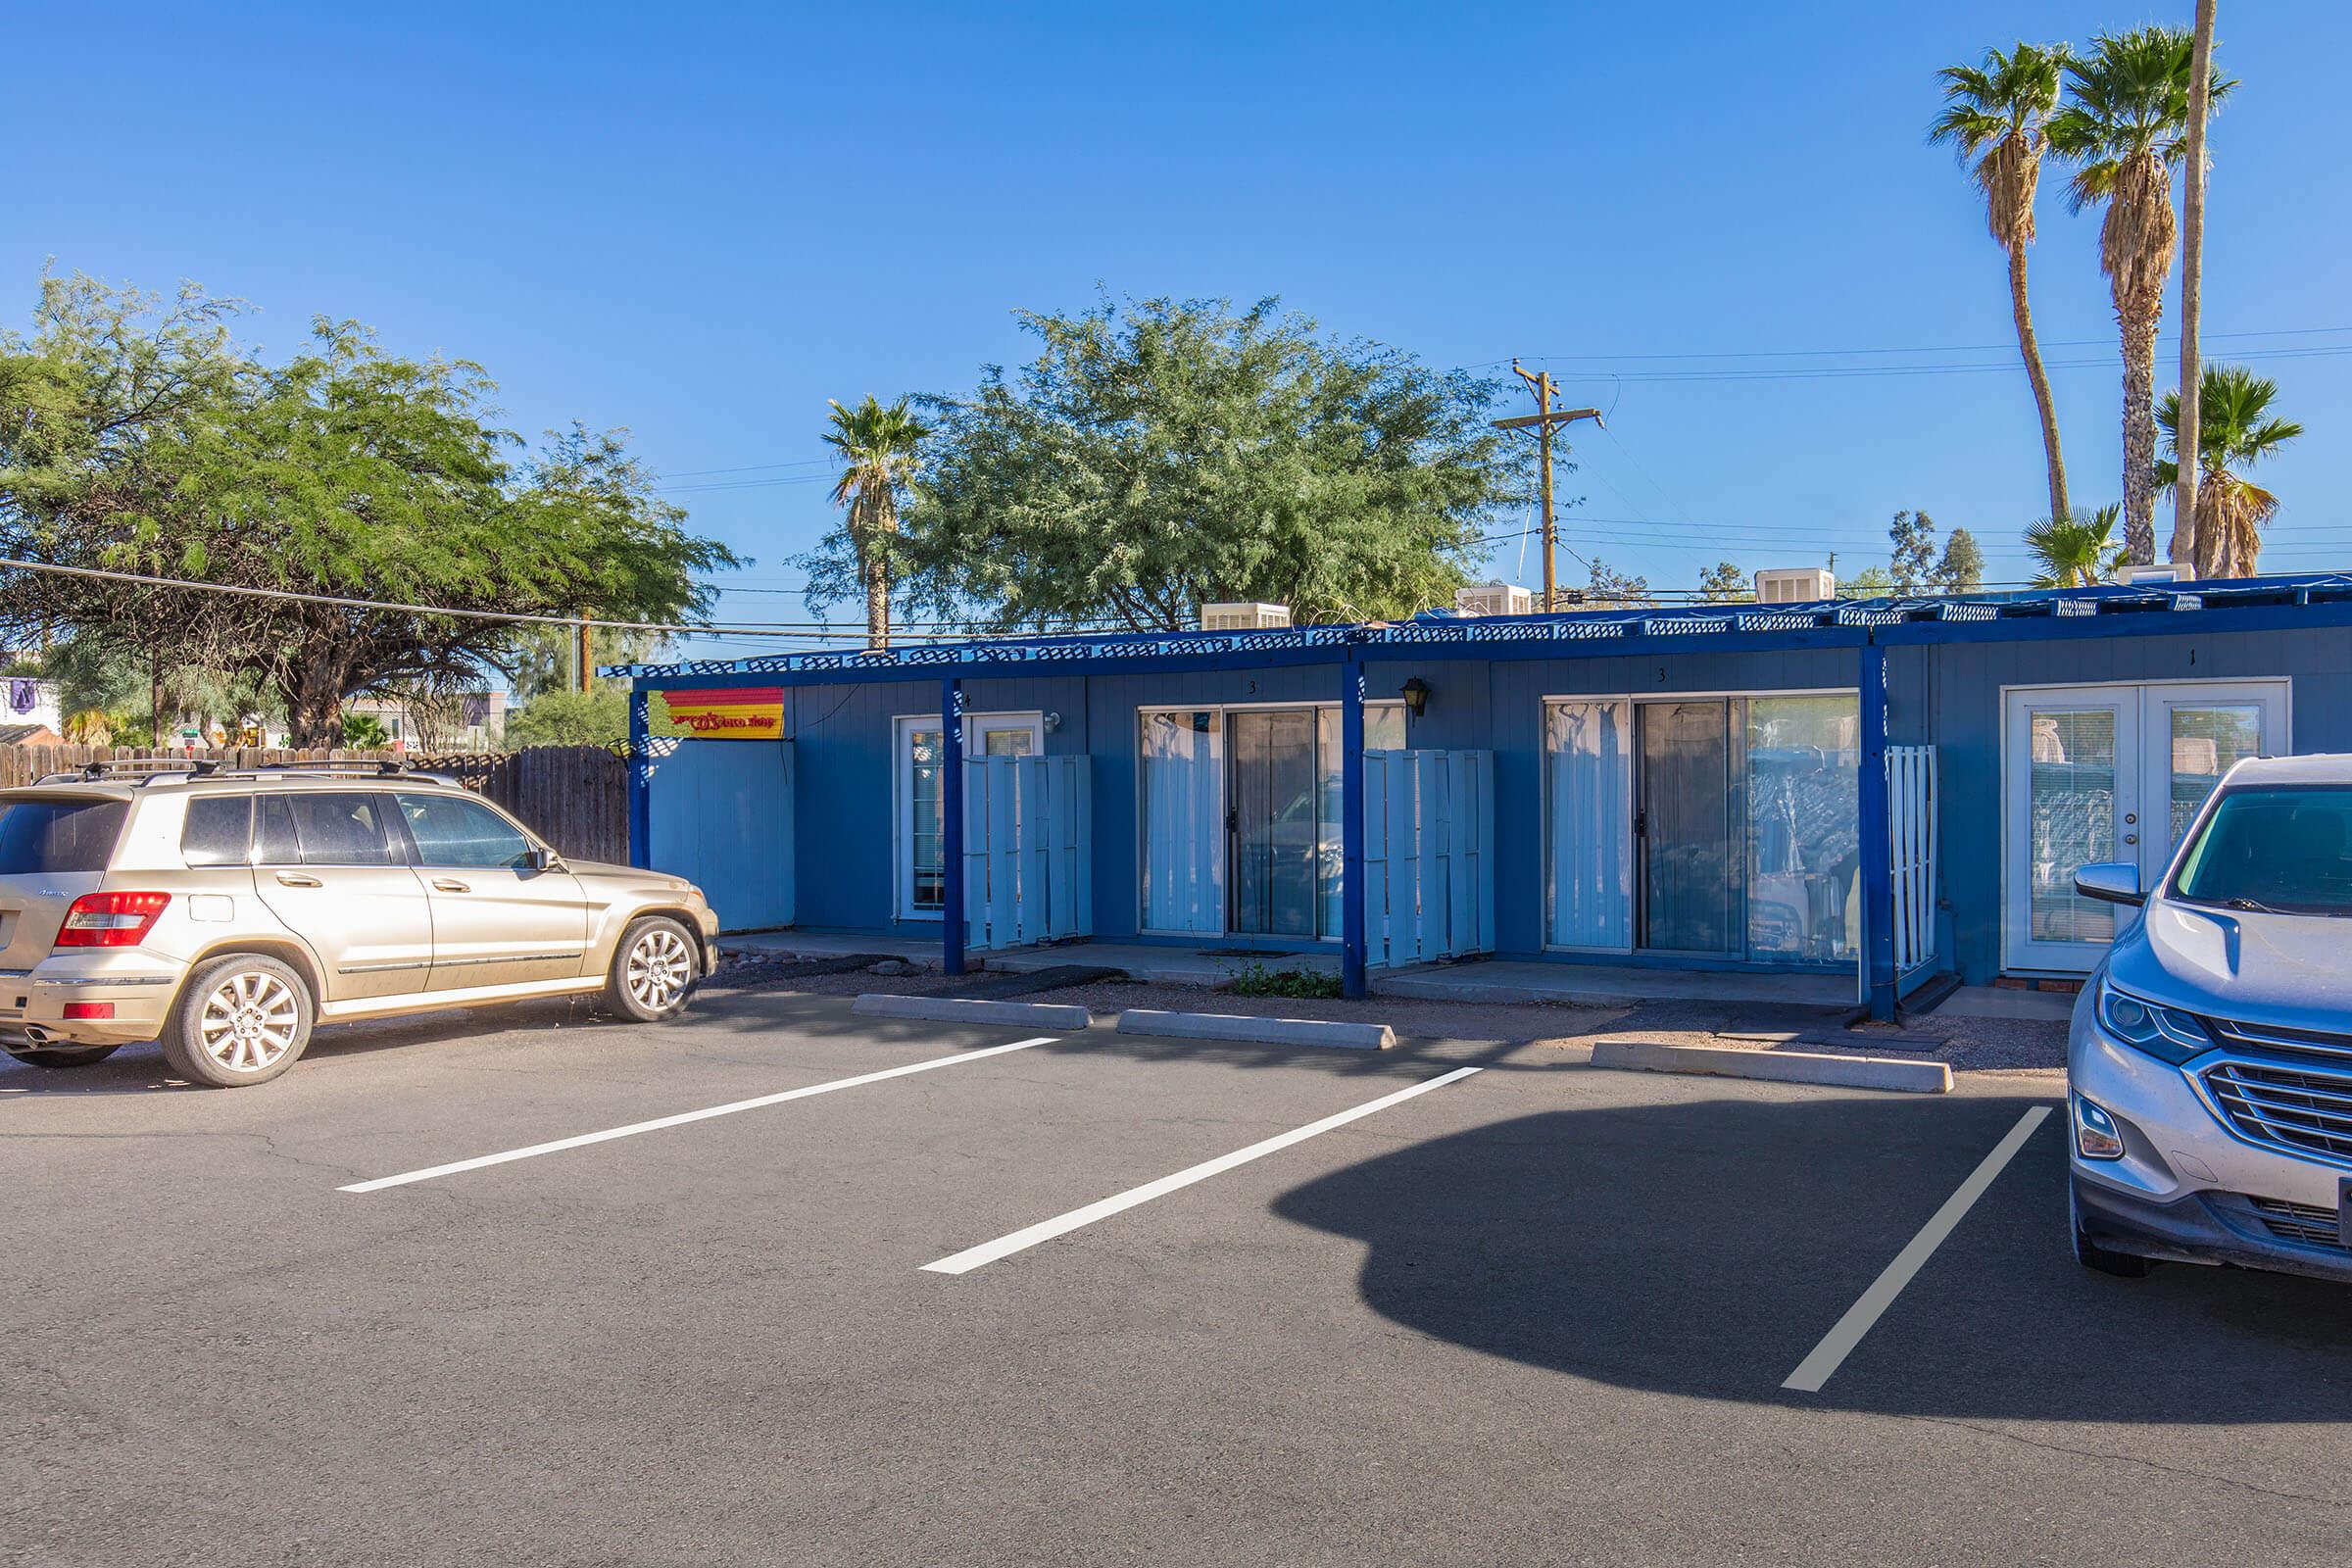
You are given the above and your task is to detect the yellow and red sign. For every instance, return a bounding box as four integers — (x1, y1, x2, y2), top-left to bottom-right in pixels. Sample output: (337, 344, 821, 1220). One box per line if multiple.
(661, 687, 785, 740)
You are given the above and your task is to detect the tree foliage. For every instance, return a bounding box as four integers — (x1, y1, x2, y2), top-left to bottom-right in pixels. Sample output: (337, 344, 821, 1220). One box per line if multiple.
(1887, 509, 1937, 595)
(805, 296, 1527, 632)
(503, 687, 629, 749)
(1697, 561, 1752, 602)
(2025, 504, 2122, 587)
(1936, 527, 1986, 594)
(2156, 365, 2302, 577)
(2048, 27, 2234, 564)
(1577, 558, 1654, 610)
(1932, 41, 2073, 522)
(820, 395, 930, 648)
(0, 273, 737, 744)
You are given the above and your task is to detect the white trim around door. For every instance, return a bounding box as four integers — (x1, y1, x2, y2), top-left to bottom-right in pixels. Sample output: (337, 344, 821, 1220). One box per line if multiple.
(892, 710, 1045, 922)
(1999, 678, 2289, 973)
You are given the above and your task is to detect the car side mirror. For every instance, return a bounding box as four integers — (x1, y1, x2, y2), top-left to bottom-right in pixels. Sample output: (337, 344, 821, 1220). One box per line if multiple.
(527, 845, 558, 872)
(2074, 861, 2144, 906)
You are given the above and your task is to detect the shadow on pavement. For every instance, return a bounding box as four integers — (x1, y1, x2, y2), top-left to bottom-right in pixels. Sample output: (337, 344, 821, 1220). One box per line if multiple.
(1271, 1091, 2352, 1422)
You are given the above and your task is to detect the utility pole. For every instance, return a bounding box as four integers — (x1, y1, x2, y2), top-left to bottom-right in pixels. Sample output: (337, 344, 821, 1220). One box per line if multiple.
(574, 614, 593, 694)
(1494, 363, 1603, 611)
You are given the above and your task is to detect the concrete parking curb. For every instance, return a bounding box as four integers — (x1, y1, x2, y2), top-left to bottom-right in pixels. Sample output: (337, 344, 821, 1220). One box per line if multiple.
(1114, 1009, 1396, 1052)
(851, 995, 1093, 1031)
(1590, 1040, 1951, 1094)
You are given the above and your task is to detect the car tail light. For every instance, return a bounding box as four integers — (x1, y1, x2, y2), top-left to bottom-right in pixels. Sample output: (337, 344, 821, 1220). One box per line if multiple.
(62, 1002, 114, 1020)
(54, 892, 172, 949)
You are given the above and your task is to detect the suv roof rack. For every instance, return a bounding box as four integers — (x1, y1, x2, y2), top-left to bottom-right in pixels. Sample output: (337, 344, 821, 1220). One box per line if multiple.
(31, 758, 222, 786)
(234, 762, 462, 786)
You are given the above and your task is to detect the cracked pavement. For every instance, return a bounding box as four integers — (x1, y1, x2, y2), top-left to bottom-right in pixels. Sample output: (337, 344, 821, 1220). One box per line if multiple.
(3, 983, 2347, 1565)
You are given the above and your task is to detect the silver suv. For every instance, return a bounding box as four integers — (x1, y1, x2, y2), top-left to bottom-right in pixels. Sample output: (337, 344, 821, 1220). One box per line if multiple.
(0, 761, 718, 1087)
(2069, 754, 2352, 1281)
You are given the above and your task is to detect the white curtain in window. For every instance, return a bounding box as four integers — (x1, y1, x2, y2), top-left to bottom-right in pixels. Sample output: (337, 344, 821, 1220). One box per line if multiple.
(1546, 700, 1632, 949)
(1142, 710, 1223, 932)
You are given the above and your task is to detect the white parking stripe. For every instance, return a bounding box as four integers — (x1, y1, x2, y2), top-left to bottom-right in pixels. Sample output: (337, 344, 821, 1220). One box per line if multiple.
(922, 1064, 1484, 1275)
(1781, 1104, 2051, 1394)
(339, 1036, 1059, 1193)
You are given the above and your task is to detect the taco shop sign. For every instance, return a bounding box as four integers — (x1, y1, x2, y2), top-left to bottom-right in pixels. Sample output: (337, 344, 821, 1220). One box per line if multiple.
(659, 686, 785, 739)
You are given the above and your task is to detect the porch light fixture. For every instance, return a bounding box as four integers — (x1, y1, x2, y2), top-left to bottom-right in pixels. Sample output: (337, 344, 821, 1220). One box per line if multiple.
(1399, 678, 1432, 717)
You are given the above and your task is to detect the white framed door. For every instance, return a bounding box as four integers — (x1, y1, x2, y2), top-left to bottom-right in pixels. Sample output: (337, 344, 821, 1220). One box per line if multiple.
(2001, 680, 2287, 972)
(894, 711, 1044, 921)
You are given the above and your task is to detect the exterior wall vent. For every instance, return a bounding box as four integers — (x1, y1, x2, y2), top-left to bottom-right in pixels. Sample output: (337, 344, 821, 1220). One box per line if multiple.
(1199, 602, 1293, 632)
(2114, 563, 2182, 586)
(1453, 582, 1535, 618)
(1754, 567, 1837, 605)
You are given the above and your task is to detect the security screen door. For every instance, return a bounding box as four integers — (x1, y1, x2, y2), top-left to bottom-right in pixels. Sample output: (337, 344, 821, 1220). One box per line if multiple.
(2001, 681, 2287, 972)
(1228, 709, 1320, 937)
(1637, 700, 1735, 954)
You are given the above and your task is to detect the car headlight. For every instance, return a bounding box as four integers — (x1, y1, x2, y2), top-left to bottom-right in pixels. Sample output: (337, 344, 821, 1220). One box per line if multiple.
(2094, 978, 2212, 1063)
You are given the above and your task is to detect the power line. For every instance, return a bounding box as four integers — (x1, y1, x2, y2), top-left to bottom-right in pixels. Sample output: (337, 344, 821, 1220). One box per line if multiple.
(1475, 323, 2352, 368)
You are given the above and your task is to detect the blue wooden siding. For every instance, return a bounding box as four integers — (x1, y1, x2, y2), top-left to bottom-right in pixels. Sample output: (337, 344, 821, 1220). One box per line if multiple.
(1926, 626, 2352, 983)
(649, 623, 2343, 983)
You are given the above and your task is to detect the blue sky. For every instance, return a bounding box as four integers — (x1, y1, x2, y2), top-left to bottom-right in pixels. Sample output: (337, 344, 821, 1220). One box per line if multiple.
(9, 1, 2349, 658)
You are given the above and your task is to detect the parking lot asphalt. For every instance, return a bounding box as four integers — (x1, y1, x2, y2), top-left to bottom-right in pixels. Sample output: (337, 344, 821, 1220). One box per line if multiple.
(5, 985, 2350, 1567)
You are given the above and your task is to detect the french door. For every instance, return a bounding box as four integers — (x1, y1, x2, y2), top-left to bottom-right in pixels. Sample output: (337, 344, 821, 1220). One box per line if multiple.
(2002, 681, 2287, 972)
(894, 711, 1043, 921)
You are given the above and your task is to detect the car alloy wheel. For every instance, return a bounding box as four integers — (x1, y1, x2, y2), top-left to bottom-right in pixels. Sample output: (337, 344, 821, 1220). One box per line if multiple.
(624, 926, 694, 1012)
(197, 969, 303, 1074)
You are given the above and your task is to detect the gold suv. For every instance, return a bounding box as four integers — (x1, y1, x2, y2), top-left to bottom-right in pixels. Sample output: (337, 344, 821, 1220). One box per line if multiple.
(0, 761, 719, 1087)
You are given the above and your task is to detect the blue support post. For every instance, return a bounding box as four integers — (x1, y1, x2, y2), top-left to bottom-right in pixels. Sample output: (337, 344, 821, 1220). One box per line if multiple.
(1341, 655, 1367, 1001)
(1858, 642, 1896, 1022)
(626, 687, 651, 869)
(941, 678, 967, 976)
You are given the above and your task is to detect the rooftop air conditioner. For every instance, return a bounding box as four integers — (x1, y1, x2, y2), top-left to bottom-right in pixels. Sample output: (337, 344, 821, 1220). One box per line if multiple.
(1753, 567, 1837, 605)
(1454, 582, 1535, 618)
(1199, 602, 1293, 632)
(2113, 563, 2182, 586)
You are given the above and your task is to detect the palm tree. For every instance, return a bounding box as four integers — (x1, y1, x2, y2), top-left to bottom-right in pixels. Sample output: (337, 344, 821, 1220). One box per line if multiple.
(2025, 504, 2123, 588)
(2047, 27, 2233, 565)
(1931, 42, 2072, 523)
(822, 396, 932, 649)
(2156, 366, 2302, 579)
(2172, 0, 2221, 564)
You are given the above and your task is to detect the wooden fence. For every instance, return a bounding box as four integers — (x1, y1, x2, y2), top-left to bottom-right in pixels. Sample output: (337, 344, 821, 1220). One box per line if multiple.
(0, 744, 631, 864)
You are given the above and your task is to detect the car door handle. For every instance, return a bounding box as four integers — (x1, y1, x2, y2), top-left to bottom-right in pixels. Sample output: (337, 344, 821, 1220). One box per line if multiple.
(273, 871, 321, 888)
(431, 877, 471, 893)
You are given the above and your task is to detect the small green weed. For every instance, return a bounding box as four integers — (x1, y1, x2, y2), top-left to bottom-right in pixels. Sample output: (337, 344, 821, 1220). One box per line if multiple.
(1228, 962, 1343, 1001)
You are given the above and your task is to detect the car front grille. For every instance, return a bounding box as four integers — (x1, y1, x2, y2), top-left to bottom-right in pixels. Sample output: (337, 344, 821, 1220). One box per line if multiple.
(2202, 1058, 2352, 1164)
(2211, 1018, 2352, 1061)
(2245, 1197, 2348, 1250)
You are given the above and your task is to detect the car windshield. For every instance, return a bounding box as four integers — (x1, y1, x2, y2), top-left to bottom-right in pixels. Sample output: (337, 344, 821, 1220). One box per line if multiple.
(0, 797, 127, 875)
(2172, 786, 2352, 917)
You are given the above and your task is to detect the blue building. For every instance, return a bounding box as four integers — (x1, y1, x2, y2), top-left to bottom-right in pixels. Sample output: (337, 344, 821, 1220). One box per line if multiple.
(612, 572, 2352, 1020)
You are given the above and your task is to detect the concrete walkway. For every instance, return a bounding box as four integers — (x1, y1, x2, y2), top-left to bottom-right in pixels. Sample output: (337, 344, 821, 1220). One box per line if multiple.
(721, 931, 1857, 1009)
(1924, 985, 2077, 1022)
(1372, 959, 1855, 1008)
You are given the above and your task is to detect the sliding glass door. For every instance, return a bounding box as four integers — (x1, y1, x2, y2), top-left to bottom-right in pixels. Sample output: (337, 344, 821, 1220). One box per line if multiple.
(1229, 709, 1321, 938)
(1638, 701, 1735, 954)
(1545, 691, 1860, 965)
(1138, 704, 1405, 940)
